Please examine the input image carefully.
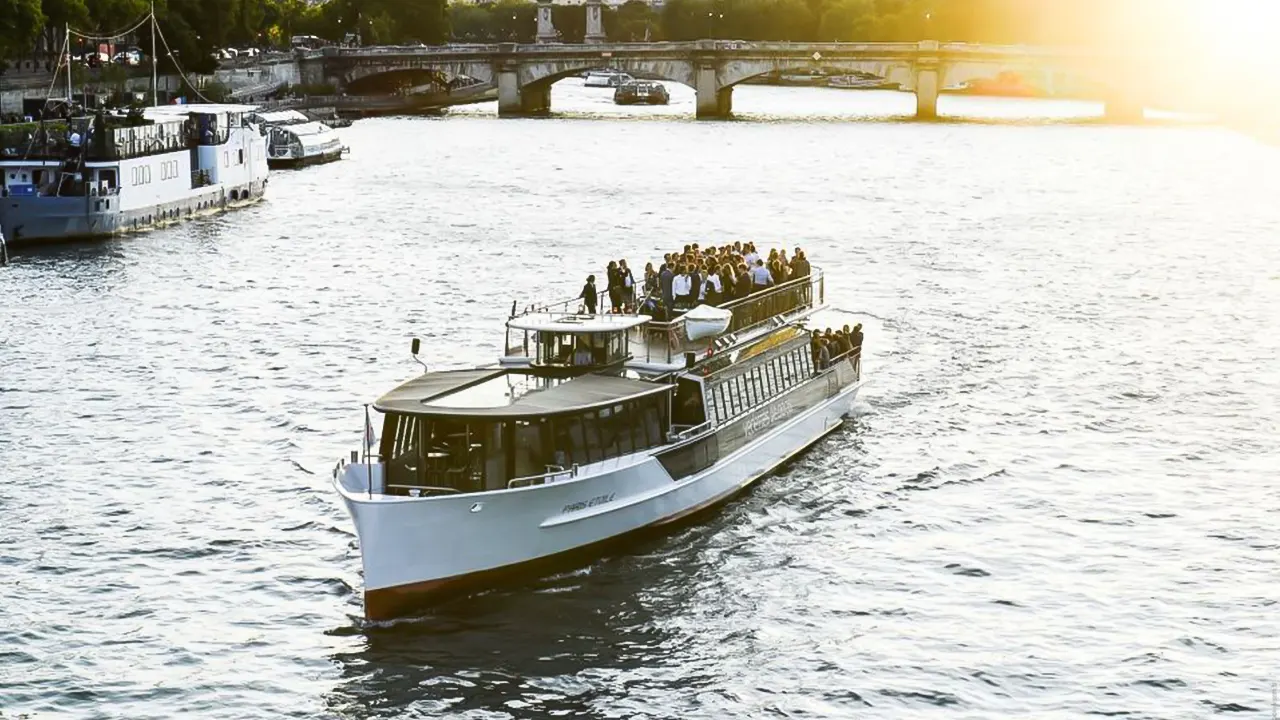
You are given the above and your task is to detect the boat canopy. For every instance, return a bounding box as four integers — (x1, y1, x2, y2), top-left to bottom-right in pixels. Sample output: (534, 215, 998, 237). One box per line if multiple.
(375, 369, 671, 418)
(250, 109, 309, 125)
(507, 313, 649, 334)
(142, 103, 258, 119)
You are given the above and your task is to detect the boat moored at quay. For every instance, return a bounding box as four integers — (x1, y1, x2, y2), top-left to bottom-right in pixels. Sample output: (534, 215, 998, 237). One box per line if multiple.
(247, 109, 347, 169)
(332, 266, 864, 621)
(0, 103, 268, 246)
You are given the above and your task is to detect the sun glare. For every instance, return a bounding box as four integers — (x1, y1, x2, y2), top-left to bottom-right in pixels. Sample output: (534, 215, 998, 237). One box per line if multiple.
(1196, 0, 1280, 63)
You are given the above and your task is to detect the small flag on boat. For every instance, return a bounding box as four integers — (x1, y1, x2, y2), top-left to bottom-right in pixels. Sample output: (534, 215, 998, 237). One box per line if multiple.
(364, 406, 377, 449)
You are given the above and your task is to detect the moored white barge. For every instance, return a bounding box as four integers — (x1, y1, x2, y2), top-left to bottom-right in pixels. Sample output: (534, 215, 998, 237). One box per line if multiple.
(0, 103, 268, 246)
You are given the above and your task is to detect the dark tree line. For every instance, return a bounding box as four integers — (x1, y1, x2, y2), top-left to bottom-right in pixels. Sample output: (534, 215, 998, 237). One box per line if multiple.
(0, 0, 1218, 72)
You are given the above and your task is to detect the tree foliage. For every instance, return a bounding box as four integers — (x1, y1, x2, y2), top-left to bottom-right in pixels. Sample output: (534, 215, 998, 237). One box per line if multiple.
(0, 0, 1218, 68)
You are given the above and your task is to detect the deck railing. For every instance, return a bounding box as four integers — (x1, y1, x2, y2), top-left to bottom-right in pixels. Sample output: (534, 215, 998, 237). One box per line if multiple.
(504, 266, 824, 364)
(646, 267, 824, 362)
(508, 463, 579, 489)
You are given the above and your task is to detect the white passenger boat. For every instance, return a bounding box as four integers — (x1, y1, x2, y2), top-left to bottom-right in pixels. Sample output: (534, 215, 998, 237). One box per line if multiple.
(0, 103, 268, 246)
(247, 109, 346, 169)
(584, 70, 633, 88)
(331, 267, 865, 621)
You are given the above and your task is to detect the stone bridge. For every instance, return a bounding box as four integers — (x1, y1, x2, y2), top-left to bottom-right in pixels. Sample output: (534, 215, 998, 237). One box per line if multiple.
(297, 40, 1170, 120)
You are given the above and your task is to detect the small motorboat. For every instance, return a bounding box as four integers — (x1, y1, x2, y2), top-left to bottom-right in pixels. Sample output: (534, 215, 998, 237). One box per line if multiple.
(684, 304, 733, 341)
(614, 80, 670, 105)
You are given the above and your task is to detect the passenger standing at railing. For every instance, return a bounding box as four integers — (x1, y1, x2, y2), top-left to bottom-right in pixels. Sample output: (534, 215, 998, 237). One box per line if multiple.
(750, 258, 774, 289)
(703, 265, 723, 306)
(837, 326, 854, 357)
(770, 257, 788, 285)
(672, 264, 692, 309)
(791, 249, 810, 278)
(736, 263, 752, 300)
(660, 262, 674, 317)
(644, 262, 658, 296)
(579, 274, 598, 315)
(620, 259, 635, 308)
(688, 263, 702, 307)
(606, 260, 623, 313)
(718, 264, 735, 304)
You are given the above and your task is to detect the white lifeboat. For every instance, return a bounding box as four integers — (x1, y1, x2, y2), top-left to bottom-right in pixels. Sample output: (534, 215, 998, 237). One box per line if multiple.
(684, 304, 733, 341)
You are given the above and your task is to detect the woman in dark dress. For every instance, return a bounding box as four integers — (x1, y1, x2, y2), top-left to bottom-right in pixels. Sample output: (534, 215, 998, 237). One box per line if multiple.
(580, 274, 598, 315)
(606, 260, 623, 313)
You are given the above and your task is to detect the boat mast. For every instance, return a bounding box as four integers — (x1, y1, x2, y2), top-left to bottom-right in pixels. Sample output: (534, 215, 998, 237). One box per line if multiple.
(64, 23, 72, 104)
(150, 2, 158, 106)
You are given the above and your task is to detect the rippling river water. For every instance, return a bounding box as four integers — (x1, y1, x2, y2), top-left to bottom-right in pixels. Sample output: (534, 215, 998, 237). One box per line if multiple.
(2, 82, 1278, 719)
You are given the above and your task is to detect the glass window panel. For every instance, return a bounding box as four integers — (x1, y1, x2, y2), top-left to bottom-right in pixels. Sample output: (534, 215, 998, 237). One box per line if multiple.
(582, 411, 601, 462)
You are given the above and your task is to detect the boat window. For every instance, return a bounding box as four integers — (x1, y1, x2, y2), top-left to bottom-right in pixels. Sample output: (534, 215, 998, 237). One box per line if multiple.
(673, 377, 706, 430)
(596, 405, 620, 460)
(513, 419, 549, 479)
(614, 403, 634, 455)
(482, 422, 505, 491)
(569, 413, 588, 463)
(582, 409, 604, 462)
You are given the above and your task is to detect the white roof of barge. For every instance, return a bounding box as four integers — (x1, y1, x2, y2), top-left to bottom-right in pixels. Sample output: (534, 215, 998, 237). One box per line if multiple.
(142, 103, 258, 119)
(507, 313, 650, 333)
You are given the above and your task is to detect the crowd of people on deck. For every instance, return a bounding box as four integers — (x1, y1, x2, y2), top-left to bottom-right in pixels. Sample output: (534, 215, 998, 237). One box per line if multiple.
(812, 324, 864, 371)
(578, 242, 812, 320)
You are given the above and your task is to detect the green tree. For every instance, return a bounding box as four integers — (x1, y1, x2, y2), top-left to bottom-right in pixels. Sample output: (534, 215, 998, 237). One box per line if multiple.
(816, 0, 875, 41)
(660, 0, 713, 41)
(0, 0, 44, 59)
(607, 0, 660, 41)
(448, 4, 492, 41)
(551, 4, 584, 43)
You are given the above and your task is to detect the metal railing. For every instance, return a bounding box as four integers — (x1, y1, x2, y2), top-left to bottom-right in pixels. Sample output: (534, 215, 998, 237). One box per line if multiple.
(508, 463, 579, 489)
(647, 268, 823, 362)
(668, 420, 712, 442)
(386, 484, 462, 497)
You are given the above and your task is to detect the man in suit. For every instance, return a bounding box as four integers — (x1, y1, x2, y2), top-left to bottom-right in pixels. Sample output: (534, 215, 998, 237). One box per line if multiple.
(659, 262, 675, 318)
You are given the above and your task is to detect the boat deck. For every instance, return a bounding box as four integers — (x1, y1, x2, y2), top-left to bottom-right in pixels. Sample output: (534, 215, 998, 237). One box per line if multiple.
(502, 268, 826, 373)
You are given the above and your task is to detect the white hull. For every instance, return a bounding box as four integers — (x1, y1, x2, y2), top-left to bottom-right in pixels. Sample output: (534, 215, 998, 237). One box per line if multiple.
(0, 104, 269, 245)
(335, 378, 861, 620)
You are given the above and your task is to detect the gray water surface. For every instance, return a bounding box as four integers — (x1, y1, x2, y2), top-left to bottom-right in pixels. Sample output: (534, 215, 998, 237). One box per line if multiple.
(1, 84, 1278, 719)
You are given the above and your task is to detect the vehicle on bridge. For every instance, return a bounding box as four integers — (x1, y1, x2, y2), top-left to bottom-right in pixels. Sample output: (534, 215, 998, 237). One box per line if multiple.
(613, 80, 670, 106)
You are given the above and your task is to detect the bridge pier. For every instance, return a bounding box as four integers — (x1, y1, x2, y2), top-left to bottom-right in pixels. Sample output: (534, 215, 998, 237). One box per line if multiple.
(694, 64, 732, 119)
(497, 67, 551, 117)
(914, 41, 940, 120)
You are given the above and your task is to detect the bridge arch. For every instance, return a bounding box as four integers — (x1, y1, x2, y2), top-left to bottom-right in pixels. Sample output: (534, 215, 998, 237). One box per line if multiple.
(719, 58, 916, 90)
(340, 59, 496, 94)
(519, 59, 697, 91)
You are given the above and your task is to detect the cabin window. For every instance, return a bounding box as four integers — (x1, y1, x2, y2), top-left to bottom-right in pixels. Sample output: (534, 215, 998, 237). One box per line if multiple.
(238, 149, 244, 165)
(673, 378, 706, 430)
(513, 419, 550, 479)
(99, 169, 117, 189)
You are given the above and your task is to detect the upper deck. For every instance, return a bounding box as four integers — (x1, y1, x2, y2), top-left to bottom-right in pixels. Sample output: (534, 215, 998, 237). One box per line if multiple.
(0, 103, 257, 163)
(503, 265, 825, 372)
